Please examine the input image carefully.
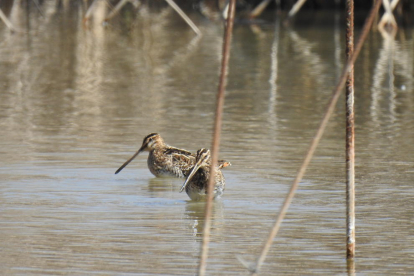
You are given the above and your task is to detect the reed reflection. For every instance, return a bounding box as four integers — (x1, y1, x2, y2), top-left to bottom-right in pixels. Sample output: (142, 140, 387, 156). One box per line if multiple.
(347, 258, 356, 276)
(268, 15, 281, 130)
(8, 0, 24, 31)
(184, 200, 224, 238)
(74, 0, 106, 118)
(289, 30, 328, 87)
(334, 11, 343, 81)
(0, 4, 413, 274)
(371, 28, 397, 125)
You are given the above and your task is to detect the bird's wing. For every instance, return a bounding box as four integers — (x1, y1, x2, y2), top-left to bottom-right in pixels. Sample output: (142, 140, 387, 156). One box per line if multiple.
(165, 146, 196, 177)
(164, 146, 194, 157)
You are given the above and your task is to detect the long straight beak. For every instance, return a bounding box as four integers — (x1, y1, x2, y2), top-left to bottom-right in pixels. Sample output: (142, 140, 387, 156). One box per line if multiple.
(114, 145, 145, 174)
(179, 162, 202, 193)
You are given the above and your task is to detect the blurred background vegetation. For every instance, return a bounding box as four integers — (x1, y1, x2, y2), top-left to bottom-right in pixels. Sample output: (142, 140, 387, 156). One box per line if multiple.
(0, 0, 413, 24)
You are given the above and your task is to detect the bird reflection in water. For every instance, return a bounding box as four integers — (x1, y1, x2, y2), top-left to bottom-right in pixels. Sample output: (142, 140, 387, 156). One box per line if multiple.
(185, 200, 224, 238)
(147, 177, 180, 197)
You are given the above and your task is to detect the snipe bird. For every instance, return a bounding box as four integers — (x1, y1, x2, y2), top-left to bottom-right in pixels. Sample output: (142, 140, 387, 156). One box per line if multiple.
(115, 133, 195, 178)
(179, 148, 230, 201)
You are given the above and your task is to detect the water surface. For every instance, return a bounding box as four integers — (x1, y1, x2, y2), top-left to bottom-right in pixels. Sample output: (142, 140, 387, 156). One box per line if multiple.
(1, 3, 414, 275)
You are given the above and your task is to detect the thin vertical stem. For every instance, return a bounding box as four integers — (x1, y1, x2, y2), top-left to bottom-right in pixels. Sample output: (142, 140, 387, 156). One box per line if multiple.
(197, 0, 236, 275)
(247, 0, 382, 274)
(345, 0, 356, 260)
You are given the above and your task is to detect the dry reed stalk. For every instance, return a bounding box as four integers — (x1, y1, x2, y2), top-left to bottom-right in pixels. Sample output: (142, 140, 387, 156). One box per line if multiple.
(249, 0, 272, 19)
(197, 0, 236, 275)
(241, 0, 383, 274)
(345, 0, 356, 260)
(164, 0, 201, 36)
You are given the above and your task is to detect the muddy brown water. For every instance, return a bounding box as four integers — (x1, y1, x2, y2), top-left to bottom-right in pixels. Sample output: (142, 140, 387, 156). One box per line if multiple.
(1, 4, 413, 275)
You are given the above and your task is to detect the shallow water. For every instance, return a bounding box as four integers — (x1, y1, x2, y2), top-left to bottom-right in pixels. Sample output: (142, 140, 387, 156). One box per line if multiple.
(1, 2, 414, 275)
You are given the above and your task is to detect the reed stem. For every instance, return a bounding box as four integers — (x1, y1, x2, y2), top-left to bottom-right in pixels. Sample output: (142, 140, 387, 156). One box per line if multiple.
(197, 0, 236, 275)
(247, 0, 382, 274)
(345, 0, 356, 260)
(249, 0, 272, 19)
(164, 0, 201, 36)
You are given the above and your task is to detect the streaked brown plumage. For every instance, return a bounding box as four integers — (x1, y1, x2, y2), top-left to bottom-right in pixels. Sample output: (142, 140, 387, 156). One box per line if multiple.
(115, 133, 230, 179)
(115, 133, 195, 178)
(179, 148, 230, 201)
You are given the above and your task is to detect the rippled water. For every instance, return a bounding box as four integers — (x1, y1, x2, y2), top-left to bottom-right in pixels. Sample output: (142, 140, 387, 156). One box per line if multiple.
(1, 2, 414, 275)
